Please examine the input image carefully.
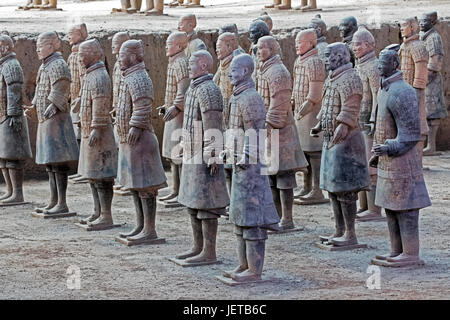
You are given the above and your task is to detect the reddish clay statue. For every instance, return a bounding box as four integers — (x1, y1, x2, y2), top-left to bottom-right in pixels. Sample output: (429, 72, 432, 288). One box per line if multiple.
(178, 14, 207, 59)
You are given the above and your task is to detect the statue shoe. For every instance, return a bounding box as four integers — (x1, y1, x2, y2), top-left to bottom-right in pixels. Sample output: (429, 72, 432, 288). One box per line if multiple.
(79, 212, 100, 225)
(44, 204, 69, 215)
(231, 269, 262, 282)
(159, 193, 178, 202)
(222, 265, 248, 278)
(88, 215, 113, 228)
(356, 211, 382, 220)
(145, 9, 163, 15)
(264, 4, 276, 8)
(386, 253, 420, 263)
(375, 252, 401, 260)
(330, 235, 358, 247)
(276, 5, 291, 9)
(175, 247, 202, 260)
(278, 220, 295, 230)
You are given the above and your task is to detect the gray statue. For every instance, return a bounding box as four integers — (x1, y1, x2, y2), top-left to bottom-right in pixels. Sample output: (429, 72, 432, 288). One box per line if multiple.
(248, 20, 270, 86)
(177, 14, 207, 59)
(308, 14, 328, 63)
(370, 48, 431, 266)
(174, 50, 229, 266)
(339, 16, 357, 66)
(26, 32, 79, 217)
(312, 42, 370, 249)
(0, 35, 32, 205)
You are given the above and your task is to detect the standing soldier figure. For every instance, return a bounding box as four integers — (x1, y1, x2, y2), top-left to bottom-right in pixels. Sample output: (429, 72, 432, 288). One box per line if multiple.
(158, 32, 190, 207)
(420, 12, 448, 156)
(339, 16, 358, 66)
(27, 32, 79, 217)
(0, 35, 32, 206)
(177, 14, 207, 59)
(292, 29, 327, 205)
(312, 43, 370, 249)
(75, 39, 118, 230)
(308, 15, 328, 63)
(115, 40, 167, 245)
(352, 26, 383, 222)
(67, 23, 88, 184)
(248, 20, 270, 84)
(256, 36, 308, 232)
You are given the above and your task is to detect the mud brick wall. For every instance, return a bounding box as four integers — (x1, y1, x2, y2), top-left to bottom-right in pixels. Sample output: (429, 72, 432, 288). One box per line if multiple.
(8, 20, 450, 178)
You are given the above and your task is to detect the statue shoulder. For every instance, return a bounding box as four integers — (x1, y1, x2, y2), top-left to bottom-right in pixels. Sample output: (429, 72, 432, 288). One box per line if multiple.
(126, 69, 154, 101)
(173, 54, 190, 81)
(1, 57, 24, 85)
(197, 80, 223, 113)
(305, 55, 326, 82)
(268, 62, 292, 93)
(47, 57, 71, 83)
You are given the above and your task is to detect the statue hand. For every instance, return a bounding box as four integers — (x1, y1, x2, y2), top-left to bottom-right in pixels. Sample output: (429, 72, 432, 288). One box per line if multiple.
(236, 155, 249, 170)
(297, 100, 313, 120)
(156, 105, 166, 117)
(369, 155, 379, 168)
(71, 98, 81, 114)
(372, 143, 389, 156)
(88, 128, 101, 147)
(127, 127, 143, 146)
(163, 106, 180, 122)
(24, 105, 35, 118)
(310, 122, 322, 137)
(43, 104, 58, 120)
(109, 109, 117, 124)
(331, 123, 349, 145)
(207, 158, 219, 176)
(8, 116, 22, 133)
(364, 123, 375, 136)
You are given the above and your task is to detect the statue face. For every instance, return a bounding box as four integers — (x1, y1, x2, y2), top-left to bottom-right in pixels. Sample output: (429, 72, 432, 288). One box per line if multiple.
(419, 16, 433, 33)
(118, 47, 136, 71)
(188, 55, 206, 79)
(324, 46, 342, 72)
(308, 22, 321, 38)
(295, 34, 313, 56)
(400, 21, 413, 38)
(229, 60, 247, 86)
(112, 40, 123, 56)
(36, 39, 54, 60)
(339, 19, 355, 39)
(377, 54, 396, 77)
(216, 39, 231, 61)
(352, 35, 371, 59)
(0, 42, 10, 58)
(257, 40, 272, 62)
(68, 29, 82, 46)
(249, 24, 264, 44)
(178, 19, 193, 34)
(166, 38, 181, 57)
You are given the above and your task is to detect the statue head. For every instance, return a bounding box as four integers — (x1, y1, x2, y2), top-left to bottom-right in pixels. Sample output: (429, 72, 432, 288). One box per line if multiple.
(178, 14, 197, 34)
(166, 31, 188, 57)
(295, 29, 317, 56)
(219, 23, 238, 37)
(419, 11, 438, 33)
(78, 39, 103, 69)
(229, 53, 254, 87)
(339, 16, 358, 40)
(119, 39, 144, 71)
(216, 32, 238, 61)
(0, 34, 14, 58)
(352, 26, 375, 59)
(112, 31, 130, 56)
(308, 14, 327, 39)
(258, 14, 273, 32)
(324, 42, 350, 72)
(400, 17, 419, 38)
(36, 31, 61, 60)
(257, 35, 278, 63)
(249, 20, 270, 45)
(188, 50, 213, 80)
(378, 47, 400, 78)
(68, 23, 88, 46)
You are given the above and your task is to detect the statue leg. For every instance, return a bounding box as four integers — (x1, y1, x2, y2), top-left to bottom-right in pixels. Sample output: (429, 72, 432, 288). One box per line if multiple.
(46, 168, 69, 214)
(119, 190, 144, 238)
(423, 119, 440, 155)
(90, 180, 114, 227)
(302, 0, 317, 10)
(127, 0, 142, 13)
(223, 226, 248, 278)
(357, 191, 368, 213)
(127, 192, 158, 241)
(300, 152, 326, 202)
(176, 209, 203, 259)
(322, 192, 345, 240)
(387, 210, 420, 263)
(357, 176, 381, 219)
(232, 239, 265, 282)
(294, 0, 307, 9)
(1, 167, 25, 203)
(187, 0, 201, 6)
(0, 161, 13, 200)
(121, 0, 131, 10)
(270, 175, 282, 217)
(35, 167, 57, 213)
(331, 196, 358, 246)
(375, 209, 402, 260)
(279, 188, 295, 230)
(276, 0, 291, 10)
(184, 216, 218, 263)
(145, 0, 154, 11)
(264, 0, 281, 9)
(295, 153, 311, 198)
(80, 182, 101, 224)
(159, 162, 179, 201)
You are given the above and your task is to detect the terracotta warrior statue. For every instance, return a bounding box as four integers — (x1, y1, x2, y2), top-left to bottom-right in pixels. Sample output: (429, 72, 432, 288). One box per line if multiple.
(256, 36, 308, 231)
(26, 32, 79, 216)
(292, 29, 327, 205)
(352, 26, 382, 221)
(40, 0, 58, 9)
(68, 23, 88, 183)
(175, 50, 229, 266)
(170, 0, 202, 7)
(339, 16, 358, 66)
(20, 0, 40, 9)
(399, 17, 429, 160)
(74, 39, 118, 229)
(420, 12, 448, 156)
(256, 15, 283, 60)
(308, 15, 328, 62)
(220, 53, 280, 282)
(264, 0, 290, 10)
(126, 0, 142, 13)
(294, 0, 319, 11)
(370, 48, 431, 266)
(248, 20, 270, 82)
(311, 42, 370, 248)
(219, 24, 245, 54)
(158, 32, 190, 205)
(0, 35, 32, 205)
(177, 14, 207, 59)
(142, 0, 164, 15)
(111, 0, 130, 12)
(116, 40, 167, 244)
(214, 32, 238, 197)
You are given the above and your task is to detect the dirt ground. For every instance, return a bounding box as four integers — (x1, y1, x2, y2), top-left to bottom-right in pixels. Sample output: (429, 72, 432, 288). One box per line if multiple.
(0, 153, 449, 300)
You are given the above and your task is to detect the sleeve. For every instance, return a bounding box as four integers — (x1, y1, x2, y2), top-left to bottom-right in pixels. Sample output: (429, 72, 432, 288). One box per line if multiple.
(3, 60, 24, 116)
(200, 85, 224, 162)
(173, 78, 190, 112)
(411, 43, 429, 89)
(129, 73, 154, 129)
(91, 72, 112, 128)
(48, 78, 71, 112)
(336, 73, 363, 129)
(266, 69, 292, 128)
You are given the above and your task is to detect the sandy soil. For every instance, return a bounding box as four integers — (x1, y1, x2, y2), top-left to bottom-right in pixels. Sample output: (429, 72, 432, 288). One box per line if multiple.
(0, 152, 449, 300)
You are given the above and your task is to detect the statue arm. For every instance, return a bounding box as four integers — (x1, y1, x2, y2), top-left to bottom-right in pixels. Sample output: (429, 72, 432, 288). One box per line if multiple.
(266, 89, 291, 129)
(48, 78, 71, 112)
(428, 53, 443, 73)
(336, 93, 361, 129)
(129, 97, 152, 129)
(173, 77, 190, 112)
(6, 81, 23, 116)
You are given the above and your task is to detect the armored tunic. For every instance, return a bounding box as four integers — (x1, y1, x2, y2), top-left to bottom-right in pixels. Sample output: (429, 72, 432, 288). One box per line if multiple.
(213, 53, 233, 130)
(116, 62, 167, 191)
(355, 50, 380, 177)
(32, 52, 79, 165)
(177, 74, 230, 211)
(0, 52, 32, 161)
(318, 62, 370, 193)
(374, 71, 431, 211)
(292, 48, 326, 153)
(78, 62, 117, 180)
(421, 28, 448, 120)
(112, 60, 122, 114)
(185, 31, 207, 59)
(227, 78, 279, 230)
(256, 54, 308, 174)
(399, 34, 429, 135)
(162, 51, 190, 160)
(67, 44, 84, 140)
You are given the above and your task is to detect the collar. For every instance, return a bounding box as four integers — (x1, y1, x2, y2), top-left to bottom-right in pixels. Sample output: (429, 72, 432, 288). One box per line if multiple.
(0, 52, 16, 66)
(357, 50, 376, 65)
(43, 51, 63, 66)
(343, 33, 354, 44)
(420, 28, 435, 41)
(190, 73, 213, 88)
(169, 50, 185, 64)
(403, 33, 419, 44)
(71, 43, 80, 53)
(122, 61, 146, 77)
(300, 47, 318, 61)
(380, 70, 403, 91)
(329, 62, 353, 81)
(85, 61, 105, 75)
(260, 54, 281, 74)
(233, 78, 255, 96)
(219, 53, 234, 69)
(187, 30, 198, 41)
(317, 36, 326, 44)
